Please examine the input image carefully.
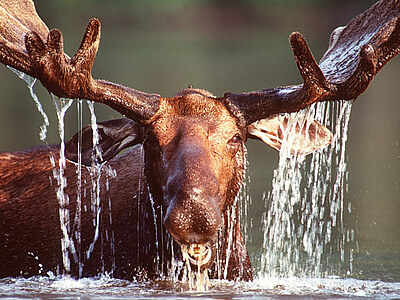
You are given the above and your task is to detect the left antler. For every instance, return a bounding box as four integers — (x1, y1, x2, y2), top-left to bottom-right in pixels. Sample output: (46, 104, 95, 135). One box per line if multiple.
(224, 0, 400, 125)
(0, 0, 160, 124)
(0, 0, 48, 76)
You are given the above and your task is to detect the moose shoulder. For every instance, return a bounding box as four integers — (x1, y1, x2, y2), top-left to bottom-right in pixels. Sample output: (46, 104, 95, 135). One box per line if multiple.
(0, 0, 399, 281)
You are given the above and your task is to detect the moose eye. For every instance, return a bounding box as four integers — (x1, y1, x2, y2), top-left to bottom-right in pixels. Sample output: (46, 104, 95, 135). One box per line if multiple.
(228, 133, 243, 146)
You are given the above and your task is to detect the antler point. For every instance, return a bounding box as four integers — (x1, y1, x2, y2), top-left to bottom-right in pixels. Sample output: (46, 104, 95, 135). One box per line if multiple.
(360, 43, 377, 75)
(25, 31, 45, 56)
(289, 32, 305, 45)
(47, 29, 64, 53)
(361, 44, 375, 57)
(88, 18, 101, 31)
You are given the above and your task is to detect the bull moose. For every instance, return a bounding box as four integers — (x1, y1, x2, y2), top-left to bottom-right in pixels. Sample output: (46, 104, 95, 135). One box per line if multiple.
(0, 0, 399, 282)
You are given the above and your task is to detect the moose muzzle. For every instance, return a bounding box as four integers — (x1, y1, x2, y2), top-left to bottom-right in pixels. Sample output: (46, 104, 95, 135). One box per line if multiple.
(163, 141, 222, 267)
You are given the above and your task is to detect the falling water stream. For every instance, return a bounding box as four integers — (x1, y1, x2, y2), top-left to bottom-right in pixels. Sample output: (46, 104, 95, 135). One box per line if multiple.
(260, 101, 354, 278)
(7, 69, 111, 277)
(7, 67, 49, 141)
(51, 94, 74, 273)
(74, 99, 83, 277)
(85, 101, 103, 263)
(3, 68, 400, 298)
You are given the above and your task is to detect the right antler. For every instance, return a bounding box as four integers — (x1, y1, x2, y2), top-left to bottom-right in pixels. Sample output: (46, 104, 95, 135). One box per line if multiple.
(224, 0, 400, 125)
(0, 0, 160, 123)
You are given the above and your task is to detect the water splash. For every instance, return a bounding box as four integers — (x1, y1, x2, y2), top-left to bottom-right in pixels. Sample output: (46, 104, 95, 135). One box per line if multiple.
(181, 245, 210, 291)
(1, 275, 399, 298)
(260, 100, 353, 278)
(8, 67, 49, 141)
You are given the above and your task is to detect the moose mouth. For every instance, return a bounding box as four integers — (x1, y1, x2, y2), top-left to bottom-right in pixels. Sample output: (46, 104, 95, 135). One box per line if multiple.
(181, 244, 212, 267)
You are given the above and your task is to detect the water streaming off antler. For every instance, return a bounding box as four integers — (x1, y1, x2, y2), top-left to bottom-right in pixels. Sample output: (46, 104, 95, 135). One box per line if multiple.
(260, 101, 354, 278)
(11, 69, 118, 276)
(52, 94, 74, 273)
(7, 67, 49, 141)
(8, 68, 76, 273)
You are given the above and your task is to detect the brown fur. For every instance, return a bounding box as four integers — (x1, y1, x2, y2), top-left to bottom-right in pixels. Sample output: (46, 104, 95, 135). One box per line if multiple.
(0, 145, 158, 279)
(0, 90, 253, 281)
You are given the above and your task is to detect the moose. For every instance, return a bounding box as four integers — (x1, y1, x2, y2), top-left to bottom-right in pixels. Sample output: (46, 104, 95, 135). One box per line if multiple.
(0, 0, 399, 281)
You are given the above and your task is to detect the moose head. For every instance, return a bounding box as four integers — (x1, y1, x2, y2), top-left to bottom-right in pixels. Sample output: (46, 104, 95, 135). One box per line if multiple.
(0, 0, 399, 281)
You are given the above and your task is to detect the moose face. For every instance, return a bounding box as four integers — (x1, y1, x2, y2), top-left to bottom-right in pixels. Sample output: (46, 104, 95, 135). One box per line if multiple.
(143, 89, 246, 265)
(65, 88, 251, 268)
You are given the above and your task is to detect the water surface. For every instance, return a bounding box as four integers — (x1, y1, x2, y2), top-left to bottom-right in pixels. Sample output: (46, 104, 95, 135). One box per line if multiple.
(1, 275, 400, 299)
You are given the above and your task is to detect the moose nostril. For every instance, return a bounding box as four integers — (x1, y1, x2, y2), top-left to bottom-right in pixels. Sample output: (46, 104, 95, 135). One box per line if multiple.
(163, 198, 222, 245)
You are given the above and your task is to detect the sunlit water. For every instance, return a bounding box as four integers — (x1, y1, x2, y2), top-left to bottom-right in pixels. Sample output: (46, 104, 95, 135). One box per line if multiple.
(3, 70, 400, 298)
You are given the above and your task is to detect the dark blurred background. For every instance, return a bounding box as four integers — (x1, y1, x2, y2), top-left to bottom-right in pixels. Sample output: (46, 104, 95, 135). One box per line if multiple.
(0, 0, 398, 281)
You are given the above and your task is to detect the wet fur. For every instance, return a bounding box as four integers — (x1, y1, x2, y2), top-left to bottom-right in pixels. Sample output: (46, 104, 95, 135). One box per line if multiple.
(0, 130, 252, 280)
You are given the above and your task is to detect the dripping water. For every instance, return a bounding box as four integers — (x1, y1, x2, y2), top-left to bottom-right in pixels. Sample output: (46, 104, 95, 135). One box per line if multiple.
(105, 165, 117, 275)
(9, 67, 78, 274)
(223, 199, 237, 280)
(85, 101, 103, 262)
(147, 189, 161, 276)
(181, 245, 210, 292)
(137, 145, 143, 265)
(73, 100, 84, 277)
(10, 67, 121, 276)
(51, 94, 75, 273)
(260, 100, 354, 278)
(238, 146, 252, 267)
(8, 67, 49, 141)
(213, 145, 250, 282)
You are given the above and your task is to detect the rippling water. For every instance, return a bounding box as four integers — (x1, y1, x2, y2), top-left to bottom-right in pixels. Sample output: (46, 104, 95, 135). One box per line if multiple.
(1, 275, 400, 299)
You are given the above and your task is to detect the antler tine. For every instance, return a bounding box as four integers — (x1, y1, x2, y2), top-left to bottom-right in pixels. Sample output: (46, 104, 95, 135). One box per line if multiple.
(289, 32, 332, 94)
(72, 18, 100, 74)
(224, 0, 400, 126)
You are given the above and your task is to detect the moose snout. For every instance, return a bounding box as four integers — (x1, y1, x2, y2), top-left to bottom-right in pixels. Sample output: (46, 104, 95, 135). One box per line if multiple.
(163, 175, 222, 245)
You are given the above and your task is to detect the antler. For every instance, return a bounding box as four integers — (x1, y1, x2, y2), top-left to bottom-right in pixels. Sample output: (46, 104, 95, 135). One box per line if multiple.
(224, 0, 400, 125)
(1, 0, 399, 125)
(0, 0, 48, 75)
(0, 0, 160, 123)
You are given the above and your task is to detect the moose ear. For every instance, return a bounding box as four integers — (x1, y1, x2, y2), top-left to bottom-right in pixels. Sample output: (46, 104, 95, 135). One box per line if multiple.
(66, 118, 143, 166)
(247, 114, 333, 156)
